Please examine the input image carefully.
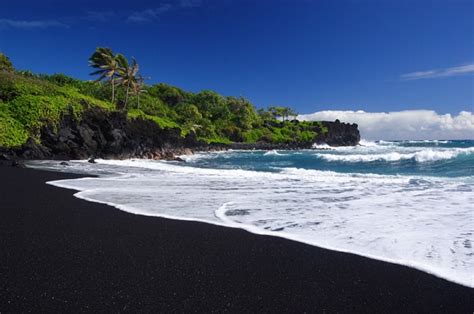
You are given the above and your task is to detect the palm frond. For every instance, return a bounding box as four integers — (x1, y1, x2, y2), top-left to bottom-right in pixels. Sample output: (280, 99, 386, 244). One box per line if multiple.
(89, 69, 106, 76)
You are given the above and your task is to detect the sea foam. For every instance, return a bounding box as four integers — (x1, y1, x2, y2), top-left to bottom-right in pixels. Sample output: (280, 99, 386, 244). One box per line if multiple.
(316, 147, 474, 163)
(33, 156, 474, 288)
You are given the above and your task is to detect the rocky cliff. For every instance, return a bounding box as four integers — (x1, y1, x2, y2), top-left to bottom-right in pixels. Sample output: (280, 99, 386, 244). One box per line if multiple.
(1, 109, 360, 160)
(316, 120, 361, 146)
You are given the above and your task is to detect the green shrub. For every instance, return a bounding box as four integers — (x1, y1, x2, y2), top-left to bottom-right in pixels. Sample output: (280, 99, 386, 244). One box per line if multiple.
(0, 52, 14, 72)
(0, 108, 28, 147)
(243, 129, 265, 143)
(127, 109, 180, 130)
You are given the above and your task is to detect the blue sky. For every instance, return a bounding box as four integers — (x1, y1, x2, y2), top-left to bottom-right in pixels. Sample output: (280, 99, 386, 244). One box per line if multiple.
(0, 0, 473, 115)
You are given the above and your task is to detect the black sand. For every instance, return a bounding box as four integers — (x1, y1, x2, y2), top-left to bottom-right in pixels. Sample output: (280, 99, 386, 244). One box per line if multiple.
(0, 165, 473, 313)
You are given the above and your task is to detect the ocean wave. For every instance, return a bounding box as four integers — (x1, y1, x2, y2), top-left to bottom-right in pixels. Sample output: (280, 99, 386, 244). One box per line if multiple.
(359, 139, 379, 147)
(377, 140, 394, 145)
(90, 159, 418, 184)
(312, 143, 333, 149)
(264, 150, 287, 156)
(317, 148, 474, 163)
(278, 167, 411, 184)
(178, 153, 207, 162)
(179, 150, 233, 162)
(405, 139, 450, 144)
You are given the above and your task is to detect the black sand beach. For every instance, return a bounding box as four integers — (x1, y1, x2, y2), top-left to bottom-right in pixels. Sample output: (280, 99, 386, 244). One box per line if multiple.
(0, 164, 473, 313)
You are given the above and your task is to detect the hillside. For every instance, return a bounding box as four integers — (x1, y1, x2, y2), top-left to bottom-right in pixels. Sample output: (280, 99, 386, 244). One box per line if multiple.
(0, 53, 359, 160)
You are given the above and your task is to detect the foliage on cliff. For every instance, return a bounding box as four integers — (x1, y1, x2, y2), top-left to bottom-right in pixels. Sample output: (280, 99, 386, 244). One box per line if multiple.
(0, 52, 328, 148)
(0, 53, 14, 72)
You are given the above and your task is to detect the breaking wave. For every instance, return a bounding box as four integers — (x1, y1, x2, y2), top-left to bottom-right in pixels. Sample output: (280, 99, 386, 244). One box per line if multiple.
(317, 148, 473, 163)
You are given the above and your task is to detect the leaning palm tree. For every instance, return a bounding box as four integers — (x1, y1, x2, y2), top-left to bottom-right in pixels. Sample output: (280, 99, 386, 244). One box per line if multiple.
(89, 47, 120, 103)
(117, 55, 139, 110)
(132, 74, 147, 108)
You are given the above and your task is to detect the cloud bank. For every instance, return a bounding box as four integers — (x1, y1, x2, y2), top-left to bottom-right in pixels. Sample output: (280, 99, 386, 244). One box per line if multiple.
(401, 63, 474, 80)
(0, 18, 68, 29)
(298, 110, 474, 140)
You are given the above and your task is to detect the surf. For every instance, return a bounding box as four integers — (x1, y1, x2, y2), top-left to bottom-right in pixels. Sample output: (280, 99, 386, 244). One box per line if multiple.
(28, 141, 474, 288)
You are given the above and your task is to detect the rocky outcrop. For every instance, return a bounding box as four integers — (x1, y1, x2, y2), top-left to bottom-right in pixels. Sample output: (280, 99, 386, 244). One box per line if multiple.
(316, 120, 360, 146)
(3, 109, 360, 160)
(10, 108, 201, 160)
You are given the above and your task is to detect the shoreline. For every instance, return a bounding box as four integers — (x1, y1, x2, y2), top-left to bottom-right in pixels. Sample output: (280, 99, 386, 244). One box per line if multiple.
(47, 168, 471, 289)
(1, 141, 339, 163)
(1, 164, 473, 312)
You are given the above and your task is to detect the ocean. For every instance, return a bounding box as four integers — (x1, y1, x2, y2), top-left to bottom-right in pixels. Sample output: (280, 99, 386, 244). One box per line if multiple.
(29, 139, 474, 287)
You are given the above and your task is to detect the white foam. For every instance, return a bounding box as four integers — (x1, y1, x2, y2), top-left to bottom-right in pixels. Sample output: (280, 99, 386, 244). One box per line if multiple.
(406, 139, 450, 144)
(377, 140, 394, 145)
(359, 139, 379, 147)
(264, 150, 287, 156)
(178, 153, 207, 162)
(178, 150, 235, 162)
(36, 159, 474, 288)
(316, 147, 474, 163)
(312, 143, 333, 149)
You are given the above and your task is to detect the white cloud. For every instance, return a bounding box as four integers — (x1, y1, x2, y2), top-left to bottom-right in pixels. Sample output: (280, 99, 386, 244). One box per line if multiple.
(401, 63, 474, 80)
(0, 18, 68, 29)
(298, 110, 474, 140)
(127, 1, 203, 23)
(127, 5, 173, 23)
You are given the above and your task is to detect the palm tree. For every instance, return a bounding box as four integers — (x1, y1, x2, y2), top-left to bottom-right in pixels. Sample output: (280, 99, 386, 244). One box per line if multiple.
(132, 74, 147, 108)
(116, 55, 139, 110)
(89, 47, 120, 103)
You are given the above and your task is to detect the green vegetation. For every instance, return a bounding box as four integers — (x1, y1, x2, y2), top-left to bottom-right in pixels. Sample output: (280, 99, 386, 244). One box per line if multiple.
(89, 47, 121, 104)
(89, 47, 145, 110)
(0, 70, 113, 147)
(0, 53, 14, 72)
(0, 49, 327, 148)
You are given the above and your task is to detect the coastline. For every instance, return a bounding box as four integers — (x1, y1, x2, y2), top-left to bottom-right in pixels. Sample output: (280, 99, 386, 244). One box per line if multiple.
(1, 163, 473, 312)
(0, 140, 345, 163)
(0, 106, 360, 162)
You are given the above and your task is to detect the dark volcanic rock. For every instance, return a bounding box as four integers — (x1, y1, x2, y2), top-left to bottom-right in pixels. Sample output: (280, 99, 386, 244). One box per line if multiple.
(0, 151, 13, 161)
(20, 138, 51, 159)
(11, 160, 25, 168)
(13, 108, 203, 160)
(6, 108, 360, 160)
(316, 120, 360, 146)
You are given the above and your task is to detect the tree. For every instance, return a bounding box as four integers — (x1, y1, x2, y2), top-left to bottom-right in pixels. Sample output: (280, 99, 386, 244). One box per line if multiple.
(227, 97, 258, 130)
(175, 103, 202, 131)
(131, 74, 147, 108)
(193, 90, 226, 120)
(88, 47, 120, 103)
(148, 83, 186, 107)
(0, 52, 14, 72)
(257, 108, 273, 121)
(175, 103, 202, 122)
(116, 55, 139, 110)
(268, 106, 297, 121)
(283, 107, 298, 120)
